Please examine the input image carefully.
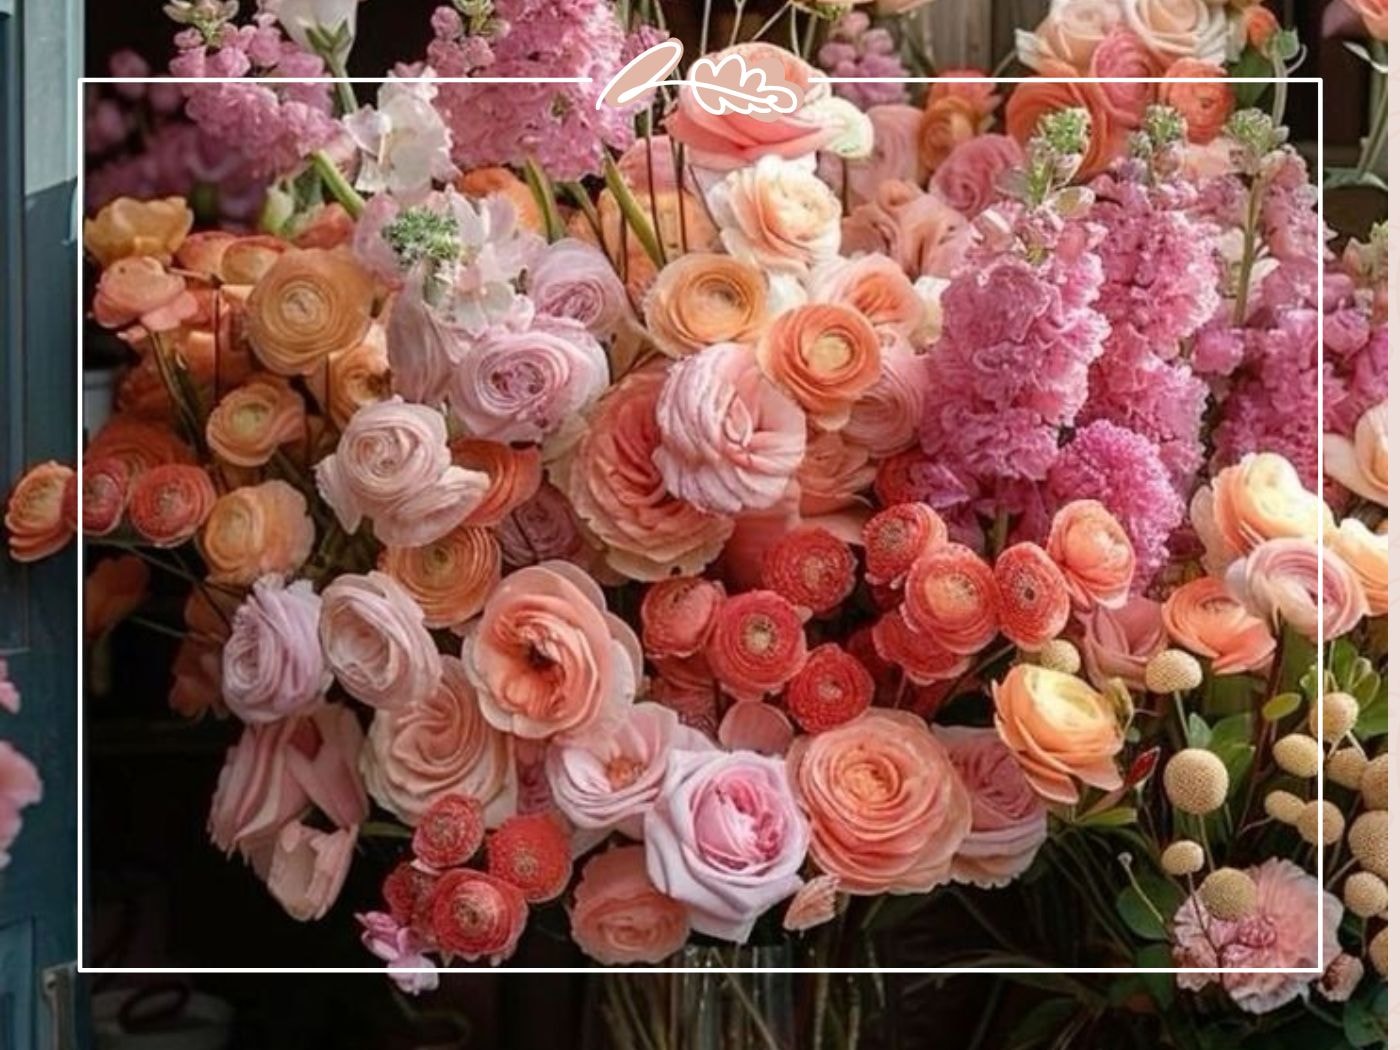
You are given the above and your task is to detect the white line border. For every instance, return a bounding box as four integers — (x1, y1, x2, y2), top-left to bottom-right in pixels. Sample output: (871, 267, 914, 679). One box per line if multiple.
(73, 72, 1321, 980)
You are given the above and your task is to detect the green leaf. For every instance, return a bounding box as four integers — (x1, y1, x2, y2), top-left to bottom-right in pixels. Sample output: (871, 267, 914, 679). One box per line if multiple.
(1343, 988, 1387, 1047)
(1008, 999, 1079, 1050)
(1115, 870, 1180, 942)
(1354, 694, 1389, 741)
(1187, 713, 1213, 749)
(1262, 692, 1302, 722)
(1230, 48, 1272, 108)
(1079, 807, 1138, 828)
(1211, 712, 1254, 747)
(1134, 944, 1175, 1010)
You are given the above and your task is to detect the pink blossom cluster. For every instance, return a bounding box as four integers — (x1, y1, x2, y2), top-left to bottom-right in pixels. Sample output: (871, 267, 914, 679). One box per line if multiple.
(816, 12, 910, 110)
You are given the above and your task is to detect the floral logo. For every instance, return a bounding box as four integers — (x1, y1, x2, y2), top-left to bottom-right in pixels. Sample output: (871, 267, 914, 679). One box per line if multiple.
(596, 38, 801, 119)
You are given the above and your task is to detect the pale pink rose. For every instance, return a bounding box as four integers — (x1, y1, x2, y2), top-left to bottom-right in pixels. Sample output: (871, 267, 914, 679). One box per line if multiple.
(0, 742, 41, 869)
(265, 821, 358, 921)
(1172, 858, 1343, 1015)
(462, 561, 641, 740)
(842, 181, 972, 279)
(1016, 0, 1123, 73)
(357, 912, 439, 994)
(805, 254, 923, 338)
(1227, 538, 1369, 642)
(1088, 28, 1164, 127)
(360, 655, 516, 827)
(1078, 596, 1167, 692)
(1324, 401, 1387, 506)
(546, 702, 712, 845)
(826, 105, 924, 208)
(1122, 0, 1229, 66)
(644, 748, 809, 941)
(497, 482, 588, 568)
(569, 845, 691, 965)
(316, 397, 488, 547)
(708, 156, 842, 277)
(666, 43, 834, 172)
(782, 874, 841, 932)
(844, 335, 925, 457)
(319, 571, 443, 711)
(654, 342, 807, 516)
(716, 700, 796, 756)
(526, 238, 630, 339)
(385, 276, 466, 404)
(449, 312, 610, 443)
(931, 134, 1023, 218)
(208, 705, 367, 864)
(0, 659, 18, 714)
(222, 576, 329, 725)
(933, 725, 1048, 889)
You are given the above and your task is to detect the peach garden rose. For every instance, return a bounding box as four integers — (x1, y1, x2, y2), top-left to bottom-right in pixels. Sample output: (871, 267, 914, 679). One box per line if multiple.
(708, 155, 843, 277)
(569, 845, 690, 966)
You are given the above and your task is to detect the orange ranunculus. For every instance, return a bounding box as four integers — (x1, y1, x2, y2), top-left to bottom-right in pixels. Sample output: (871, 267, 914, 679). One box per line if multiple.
(5, 462, 76, 562)
(992, 664, 1124, 805)
(205, 375, 306, 468)
(381, 523, 502, 630)
(643, 253, 768, 359)
(903, 543, 999, 655)
(761, 526, 857, 617)
(201, 480, 316, 585)
(307, 325, 391, 429)
(706, 590, 809, 703)
(458, 167, 545, 234)
(219, 236, 289, 286)
(871, 609, 970, 685)
(245, 248, 375, 376)
(1210, 452, 1332, 560)
(788, 708, 972, 894)
(83, 196, 193, 267)
(806, 254, 923, 338)
(1046, 499, 1136, 610)
(80, 457, 131, 537)
(993, 543, 1071, 651)
(176, 231, 237, 278)
(84, 554, 150, 641)
(1159, 60, 1234, 144)
(449, 439, 541, 529)
(126, 464, 218, 548)
(862, 503, 949, 589)
(92, 257, 199, 333)
(796, 431, 875, 516)
(756, 305, 882, 430)
(1161, 576, 1276, 675)
(1005, 70, 1128, 178)
(917, 95, 984, 173)
(86, 416, 195, 477)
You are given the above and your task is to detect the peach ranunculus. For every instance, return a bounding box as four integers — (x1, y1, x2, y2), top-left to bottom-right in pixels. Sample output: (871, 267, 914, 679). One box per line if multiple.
(547, 701, 713, 845)
(806, 254, 923, 339)
(222, 576, 329, 725)
(1161, 576, 1276, 674)
(1078, 596, 1167, 692)
(360, 655, 516, 827)
(201, 480, 315, 585)
(575, 186, 719, 300)
(992, 665, 1125, 805)
(666, 43, 833, 172)
(1088, 27, 1165, 128)
(462, 560, 641, 740)
(569, 845, 690, 965)
(380, 523, 502, 630)
(1208, 452, 1333, 560)
(319, 571, 444, 711)
(316, 397, 488, 548)
(708, 155, 842, 278)
(1122, 0, 1229, 66)
(841, 180, 972, 279)
(933, 725, 1049, 889)
(127, 464, 217, 548)
(451, 439, 542, 529)
(1159, 60, 1235, 144)
(788, 708, 972, 894)
(307, 325, 392, 429)
(92, 257, 199, 333)
(1227, 538, 1368, 643)
(932, 134, 1024, 217)
(1324, 402, 1387, 507)
(84, 555, 150, 641)
(1046, 499, 1136, 610)
(903, 543, 999, 655)
(756, 304, 882, 430)
(265, 822, 358, 922)
(643, 253, 769, 359)
(796, 431, 876, 516)
(205, 375, 306, 468)
(246, 248, 375, 376)
(844, 335, 925, 458)
(654, 342, 807, 515)
(643, 748, 809, 941)
(565, 369, 735, 581)
(1325, 518, 1387, 617)
(1006, 71, 1128, 178)
(1016, 0, 1123, 73)
(5, 462, 76, 562)
(83, 195, 193, 267)
(86, 416, 195, 477)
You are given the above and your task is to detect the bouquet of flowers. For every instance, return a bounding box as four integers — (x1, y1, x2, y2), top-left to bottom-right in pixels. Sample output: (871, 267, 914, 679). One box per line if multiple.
(12, 0, 1389, 1045)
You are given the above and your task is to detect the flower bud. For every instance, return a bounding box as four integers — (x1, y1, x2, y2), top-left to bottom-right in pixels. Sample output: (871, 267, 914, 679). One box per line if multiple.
(1163, 749, 1229, 815)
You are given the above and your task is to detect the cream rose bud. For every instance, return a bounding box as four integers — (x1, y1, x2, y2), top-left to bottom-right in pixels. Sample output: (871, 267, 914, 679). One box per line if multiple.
(1015, 0, 1123, 74)
(222, 576, 330, 725)
(360, 656, 516, 827)
(809, 96, 875, 160)
(319, 571, 443, 711)
(644, 749, 809, 942)
(315, 396, 489, 548)
(276, 0, 361, 57)
(707, 155, 842, 277)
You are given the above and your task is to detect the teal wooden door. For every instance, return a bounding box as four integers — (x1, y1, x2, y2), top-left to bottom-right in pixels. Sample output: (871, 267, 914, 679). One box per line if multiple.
(0, 1, 82, 1048)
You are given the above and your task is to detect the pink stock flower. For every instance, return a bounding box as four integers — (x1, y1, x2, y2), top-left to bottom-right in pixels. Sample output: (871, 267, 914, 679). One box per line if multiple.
(221, 576, 329, 725)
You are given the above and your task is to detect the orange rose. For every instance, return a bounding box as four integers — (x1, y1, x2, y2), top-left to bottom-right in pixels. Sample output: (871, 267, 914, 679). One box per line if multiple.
(307, 325, 391, 429)
(1209, 452, 1332, 560)
(205, 375, 306, 468)
(643, 253, 768, 359)
(903, 543, 999, 655)
(757, 305, 882, 430)
(84, 554, 150, 641)
(92, 257, 199, 333)
(458, 167, 546, 234)
(83, 196, 193, 267)
(1162, 576, 1276, 674)
(1159, 60, 1234, 143)
(992, 665, 1125, 805)
(1006, 72, 1128, 177)
(126, 464, 217, 548)
(918, 95, 984, 173)
(1046, 499, 1136, 610)
(381, 523, 502, 630)
(6, 462, 76, 562)
(200, 480, 315, 585)
(245, 248, 375, 376)
(788, 708, 972, 894)
(450, 439, 542, 528)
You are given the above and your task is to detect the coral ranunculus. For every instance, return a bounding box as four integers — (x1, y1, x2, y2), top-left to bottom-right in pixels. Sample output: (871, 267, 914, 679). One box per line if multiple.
(993, 543, 1071, 651)
(428, 869, 528, 964)
(784, 643, 874, 734)
(862, 503, 949, 588)
(706, 590, 809, 702)
(640, 577, 726, 660)
(381, 524, 502, 631)
(756, 304, 882, 430)
(1159, 60, 1234, 144)
(127, 464, 218, 548)
(1162, 576, 1276, 674)
(245, 248, 375, 376)
(761, 526, 857, 616)
(903, 543, 999, 654)
(6, 462, 76, 562)
(570, 845, 690, 965)
(1047, 499, 1136, 611)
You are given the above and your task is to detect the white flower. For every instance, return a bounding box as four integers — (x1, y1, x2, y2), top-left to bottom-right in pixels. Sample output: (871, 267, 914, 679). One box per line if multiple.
(274, 0, 362, 59)
(809, 96, 874, 161)
(346, 79, 458, 200)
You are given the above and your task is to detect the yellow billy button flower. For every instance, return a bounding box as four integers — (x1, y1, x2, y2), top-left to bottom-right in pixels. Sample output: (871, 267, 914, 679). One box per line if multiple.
(1162, 749, 1229, 815)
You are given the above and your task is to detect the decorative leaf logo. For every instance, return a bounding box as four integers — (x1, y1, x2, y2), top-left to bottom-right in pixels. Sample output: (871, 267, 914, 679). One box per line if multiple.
(687, 52, 801, 118)
(595, 38, 685, 111)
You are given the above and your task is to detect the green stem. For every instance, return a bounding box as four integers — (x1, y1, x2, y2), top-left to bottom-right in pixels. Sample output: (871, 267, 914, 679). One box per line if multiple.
(323, 54, 360, 118)
(310, 150, 366, 219)
(1356, 77, 1389, 178)
(602, 152, 665, 268)
(1232, 176, 1265, 325)
(522, 156, 566, 243)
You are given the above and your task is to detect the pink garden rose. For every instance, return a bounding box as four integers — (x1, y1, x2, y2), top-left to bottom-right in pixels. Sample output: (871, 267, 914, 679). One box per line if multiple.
(1172, 858, 1343, 1014)
(1016, 0, 1123, 73)
(931, 134, 1022, 217)
(845, 335, 926, 457)
(462, 561, 641, 740)
(1077, 596, 1167, 692)
(830, 104, 924, 208)
(546, 702, 712, 847)
(841, 181, 971, 279)
(0, 742, 41, 869)
(570, 845, 691, 965)
(644, 748, 809, 941)
(360, 656, 516, 827)
(315, 397, 488, 547)
(708, 156, 842, 277)
(526, 238, 631, 339)
(319, 571, 443, 711)
(449, 312, 610, 444)
(222, 576, 329, 725)
(1227, 537, 1369, 642)
(654, 342, 807, 515)
(496, 482, 587, 568)
(933, 725, 1048, 889)
(1122, 0, 1229, 66)
(265, 822, 358, 922)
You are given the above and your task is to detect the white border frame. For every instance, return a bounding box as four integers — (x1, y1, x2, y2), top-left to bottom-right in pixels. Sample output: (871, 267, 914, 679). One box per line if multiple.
(74, 73, 1327, 977)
